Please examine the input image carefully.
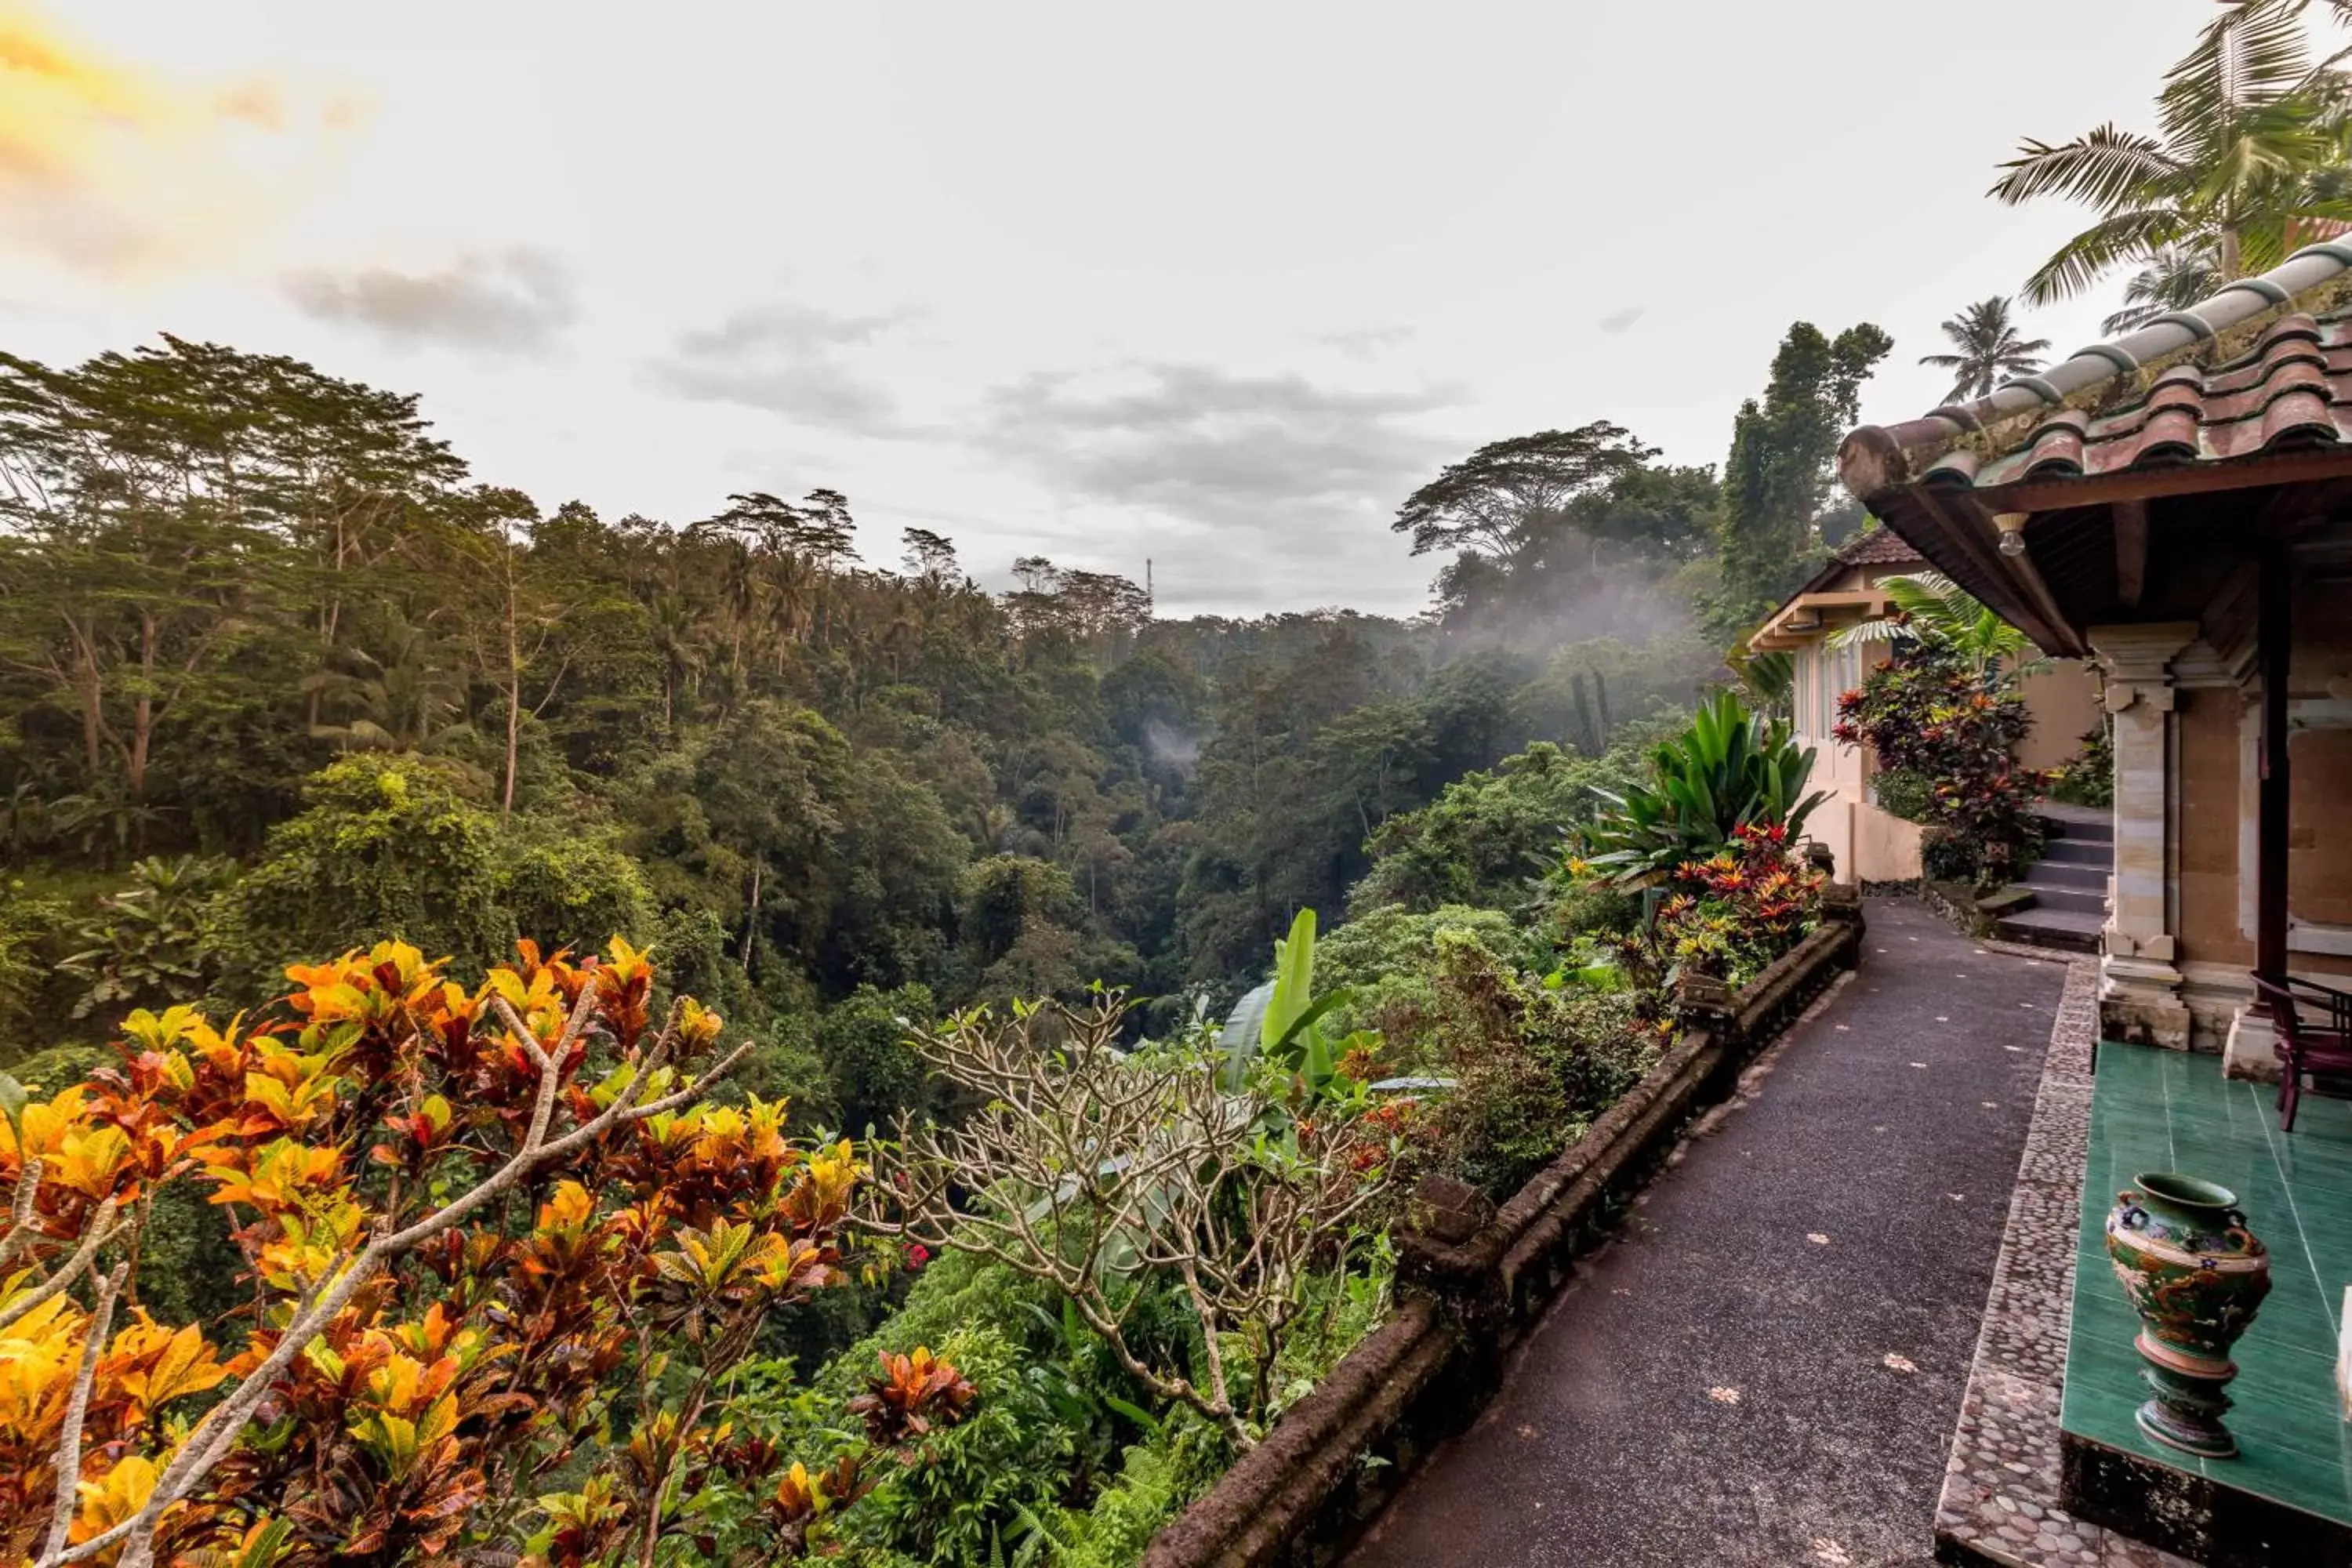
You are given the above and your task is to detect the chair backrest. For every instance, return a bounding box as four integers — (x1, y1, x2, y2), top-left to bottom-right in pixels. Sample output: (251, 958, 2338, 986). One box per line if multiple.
(2253, 975, 2307, 1046)
(2252, 973, 2352, 1043)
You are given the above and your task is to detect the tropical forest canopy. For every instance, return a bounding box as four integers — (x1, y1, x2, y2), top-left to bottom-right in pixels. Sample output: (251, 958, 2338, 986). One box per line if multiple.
(0, 314, 1882, 1076)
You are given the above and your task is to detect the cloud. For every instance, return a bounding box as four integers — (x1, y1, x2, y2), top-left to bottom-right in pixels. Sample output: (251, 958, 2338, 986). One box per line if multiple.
(979, 361, 1465, 610)
(1319, 325, 1414, 358)
(1596, 306, 1646, 335)
(285, 249, 579, 354)
(0, 2, 361, 276)
(648, 301, 916, 436)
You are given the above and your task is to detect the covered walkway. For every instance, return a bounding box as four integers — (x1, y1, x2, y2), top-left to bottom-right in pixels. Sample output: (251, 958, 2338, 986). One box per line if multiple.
(1345, 898, 2068, 1568)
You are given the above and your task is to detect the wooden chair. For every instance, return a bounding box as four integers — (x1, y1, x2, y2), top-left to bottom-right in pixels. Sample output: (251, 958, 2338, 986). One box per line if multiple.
(2250, 974, 2352, 1131)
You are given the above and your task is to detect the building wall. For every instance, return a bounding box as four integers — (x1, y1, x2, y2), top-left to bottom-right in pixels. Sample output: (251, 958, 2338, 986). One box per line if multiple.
(2016, 660, 2103, 773)
(2176, 686, 2249, 974)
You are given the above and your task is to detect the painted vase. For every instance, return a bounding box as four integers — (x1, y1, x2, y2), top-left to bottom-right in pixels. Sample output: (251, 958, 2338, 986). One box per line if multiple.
(2105, 1171, 2272, 1458)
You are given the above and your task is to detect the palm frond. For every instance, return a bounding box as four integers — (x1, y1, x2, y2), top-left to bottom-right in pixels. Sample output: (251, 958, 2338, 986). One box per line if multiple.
(2022, 208, 2196, 304)
(1991, 125, 2184, 210)
(2161, 0, 2328, 148)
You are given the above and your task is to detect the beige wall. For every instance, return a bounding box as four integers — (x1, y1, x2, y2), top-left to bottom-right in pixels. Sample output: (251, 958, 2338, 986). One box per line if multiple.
(1853, 801, 1924, 881)
(2176, 687, 2249, 974)
(2168, 625, 2352, 994)
(2016, 660, 2103, 773)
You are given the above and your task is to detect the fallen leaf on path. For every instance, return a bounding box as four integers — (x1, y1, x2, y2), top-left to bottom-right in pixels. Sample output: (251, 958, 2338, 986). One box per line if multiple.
(1909, 1062, 1927, 1069)
(1806, 1232, 1831, 1245)
(1813, 1541, 1853, 1566)
(1516, 1424, 1537, 1439)
(1883, 1353, 1918, 1374)
(1707, 1385, 1742, 1405)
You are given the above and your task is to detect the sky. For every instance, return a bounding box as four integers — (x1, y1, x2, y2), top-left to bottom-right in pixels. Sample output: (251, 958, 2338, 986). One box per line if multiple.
(0, 0, 2255, 617)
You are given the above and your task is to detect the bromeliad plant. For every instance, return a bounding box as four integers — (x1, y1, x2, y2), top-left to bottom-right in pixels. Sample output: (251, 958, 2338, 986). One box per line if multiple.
(1616, 822, 1828, 993)
(0, 935, 935, 1568)
(1574, 690, 1828, 891)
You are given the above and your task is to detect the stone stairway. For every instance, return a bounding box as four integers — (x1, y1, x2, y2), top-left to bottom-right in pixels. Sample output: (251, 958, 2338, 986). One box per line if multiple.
(1989, 804, 2111, 953)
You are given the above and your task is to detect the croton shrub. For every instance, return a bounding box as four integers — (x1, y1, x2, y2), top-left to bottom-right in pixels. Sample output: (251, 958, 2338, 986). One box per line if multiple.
(1835, 644, 2049, 888)
(0, 938, 970, 1568)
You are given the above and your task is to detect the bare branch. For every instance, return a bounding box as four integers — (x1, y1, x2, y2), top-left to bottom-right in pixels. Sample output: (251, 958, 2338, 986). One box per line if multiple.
(43, 1263, 125, 1563)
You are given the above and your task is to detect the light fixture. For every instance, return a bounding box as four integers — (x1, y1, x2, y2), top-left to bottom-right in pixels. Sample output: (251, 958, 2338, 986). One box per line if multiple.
(1994, 512, 2031, 558)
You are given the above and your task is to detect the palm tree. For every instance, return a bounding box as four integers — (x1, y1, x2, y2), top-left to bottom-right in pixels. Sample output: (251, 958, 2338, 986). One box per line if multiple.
(1991, 0, 2352, 305)
(1830, 572, 2037, 683)
(1918, 296, 2053, 401)
(2101, 243, 2227, 332)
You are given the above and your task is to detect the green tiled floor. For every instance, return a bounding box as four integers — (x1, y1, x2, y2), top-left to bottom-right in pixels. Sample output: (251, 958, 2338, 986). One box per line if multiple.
(2063, 1041, 2352, 1525)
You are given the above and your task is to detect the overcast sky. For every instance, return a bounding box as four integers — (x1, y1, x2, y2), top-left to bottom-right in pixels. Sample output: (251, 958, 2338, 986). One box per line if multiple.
(0, 1, 2247, 615)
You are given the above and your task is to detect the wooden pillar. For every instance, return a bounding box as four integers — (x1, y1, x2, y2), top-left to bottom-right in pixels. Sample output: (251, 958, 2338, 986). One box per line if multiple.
(2256, 545, 2292, 981)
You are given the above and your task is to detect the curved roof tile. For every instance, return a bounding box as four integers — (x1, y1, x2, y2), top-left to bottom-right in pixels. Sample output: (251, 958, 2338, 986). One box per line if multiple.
(1840, 244, 2352, 503)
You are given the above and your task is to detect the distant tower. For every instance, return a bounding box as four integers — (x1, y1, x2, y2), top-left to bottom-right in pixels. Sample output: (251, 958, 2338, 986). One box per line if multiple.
(1145, 557, 1154, 608)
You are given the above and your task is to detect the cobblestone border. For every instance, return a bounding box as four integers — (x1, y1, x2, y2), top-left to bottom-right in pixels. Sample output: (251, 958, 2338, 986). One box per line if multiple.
(1933, 951, 2198, 1567)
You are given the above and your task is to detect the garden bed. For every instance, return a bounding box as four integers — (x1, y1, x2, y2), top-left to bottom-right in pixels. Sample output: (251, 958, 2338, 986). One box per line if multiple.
(1140, 907, 1864, 1568)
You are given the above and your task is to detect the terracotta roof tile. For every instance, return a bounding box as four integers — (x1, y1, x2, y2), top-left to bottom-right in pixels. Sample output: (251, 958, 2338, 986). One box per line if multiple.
(1906, 310, 2352, 491)
(1833, 528, 1922, 566)
(1840, 242, 2352, 505)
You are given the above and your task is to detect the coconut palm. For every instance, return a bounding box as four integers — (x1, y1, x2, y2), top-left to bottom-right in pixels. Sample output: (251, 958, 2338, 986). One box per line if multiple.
(1918, 296, 2053, 401)
(1830, 572, 2036, 683)
(1993, 0, 2352, 305)
(2101, 243, 2227, 333)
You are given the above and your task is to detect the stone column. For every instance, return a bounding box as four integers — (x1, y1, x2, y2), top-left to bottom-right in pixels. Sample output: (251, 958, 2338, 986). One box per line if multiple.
(2088, 623, 2198, 1049)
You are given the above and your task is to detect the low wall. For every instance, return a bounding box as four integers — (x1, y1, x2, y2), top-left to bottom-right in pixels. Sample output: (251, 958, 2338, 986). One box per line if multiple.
(1852, 800, 1924, 883)
(1141, 904, 1866, 1568)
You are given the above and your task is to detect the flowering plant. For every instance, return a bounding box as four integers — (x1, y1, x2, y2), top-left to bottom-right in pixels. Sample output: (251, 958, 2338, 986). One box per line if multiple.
(1617, 822, 1827, 992)
(1835, 643, 2048, 887)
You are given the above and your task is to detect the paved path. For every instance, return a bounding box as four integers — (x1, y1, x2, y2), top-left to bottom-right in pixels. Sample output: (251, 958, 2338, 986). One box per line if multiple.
(1344, 898, 2069, 1568)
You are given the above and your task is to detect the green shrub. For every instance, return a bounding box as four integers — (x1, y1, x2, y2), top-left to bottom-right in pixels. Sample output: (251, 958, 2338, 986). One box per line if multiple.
(2046, 724, 2115, 808)
(1869, 768, 1935, 823)
(1425, 928, 1650, 1195)
(1316, 904, 1523, 1069)
(0, 883, 74, 1063)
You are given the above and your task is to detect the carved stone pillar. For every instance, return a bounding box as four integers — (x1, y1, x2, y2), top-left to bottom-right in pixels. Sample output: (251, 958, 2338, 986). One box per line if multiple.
(2089, 622, 2198, 1049)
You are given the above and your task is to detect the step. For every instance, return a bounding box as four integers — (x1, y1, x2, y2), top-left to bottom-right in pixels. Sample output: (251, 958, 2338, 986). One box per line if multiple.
(2035, 804, 2113, 844)
(2041, 838, 2113, 869)
(2006, 882, 2107, 916)
(1994, 906, 2106, 954)
(2024, 861, 2108, 894)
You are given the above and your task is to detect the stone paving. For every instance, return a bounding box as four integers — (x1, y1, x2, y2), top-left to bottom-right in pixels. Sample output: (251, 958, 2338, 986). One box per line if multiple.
(1344, 900, 2064, 1568)
(1930, 945, 2197, 1568)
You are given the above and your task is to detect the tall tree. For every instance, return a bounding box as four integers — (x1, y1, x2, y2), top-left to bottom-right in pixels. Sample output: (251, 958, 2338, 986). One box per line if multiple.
(1392, 423, 1659, 571)
(1992, 0, 2352, 303)
(1918, 296, 2052, 401)
(1715, 321, 1893, 634)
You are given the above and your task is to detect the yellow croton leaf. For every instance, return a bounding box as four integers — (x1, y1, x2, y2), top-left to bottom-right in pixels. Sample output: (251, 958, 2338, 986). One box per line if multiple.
(2, 1083, 91, 1163)
(52, 1123, 132, 1199)
(114, 1316, 230, 1418)
(537, 1179, 595, 1236)
(0, 1294, 86, 1436)
(72, 1454, 158, 1544)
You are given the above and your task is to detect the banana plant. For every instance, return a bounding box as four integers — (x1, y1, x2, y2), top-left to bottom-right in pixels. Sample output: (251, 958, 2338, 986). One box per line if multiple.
(1218, 909, 1363, 1098)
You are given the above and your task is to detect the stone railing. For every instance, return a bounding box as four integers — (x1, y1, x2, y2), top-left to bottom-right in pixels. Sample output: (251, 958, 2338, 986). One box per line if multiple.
(1140, 899, 1864, 1568)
